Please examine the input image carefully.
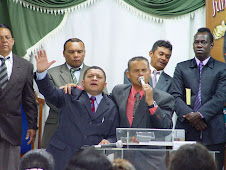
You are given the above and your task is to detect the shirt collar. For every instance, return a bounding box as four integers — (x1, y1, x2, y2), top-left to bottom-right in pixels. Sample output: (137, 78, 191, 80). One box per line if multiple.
(195, 56, 210, 66)
(150, 65, 163, 75)
(66, 62, 84, 71)
(131, 85, 145, 99)
(86, 92, 103, 104)
(0, 51, 13, 61)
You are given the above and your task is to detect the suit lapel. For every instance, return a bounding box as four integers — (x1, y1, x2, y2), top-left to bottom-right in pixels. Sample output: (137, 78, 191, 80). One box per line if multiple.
(0, 55, 20, 99)
(94, 94, 109, 119)
(156, 72, 168, 90)
(119, 86, 131, 127)
(59, 63, 72, 84)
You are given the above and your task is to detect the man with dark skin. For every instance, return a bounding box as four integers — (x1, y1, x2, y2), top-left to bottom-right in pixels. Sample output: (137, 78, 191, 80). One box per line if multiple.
(172, 27, 226, 170)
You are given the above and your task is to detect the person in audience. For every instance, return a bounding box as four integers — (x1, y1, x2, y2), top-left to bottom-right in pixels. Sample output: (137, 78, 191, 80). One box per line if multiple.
(65, 148, 113, 170)
(0, 24, 38, 170)
(168, 143, 217, 170)
(34, 50, 119, 170)
(171, 27, 226, 170)
(113, 158, 136, 170)
(124, 40, 173, 93)
(19, 149, 54, 170)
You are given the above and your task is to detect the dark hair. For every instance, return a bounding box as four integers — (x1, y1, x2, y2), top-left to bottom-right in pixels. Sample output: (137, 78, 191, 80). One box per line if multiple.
(64, 38, 85, 51)
(127, 56, 149, 71)
(196, 27, 214, 43)
(151, 40, 172, 54)
(168, 143, 217, 170)
(0, 24, 13, 37)
(65, 148, 113, 170)
(83, 66, 106, 81)
(19, 149, 54, 170)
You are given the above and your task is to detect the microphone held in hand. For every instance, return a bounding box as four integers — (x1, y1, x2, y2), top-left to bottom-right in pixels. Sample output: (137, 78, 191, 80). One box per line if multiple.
(138, 76, 145, 85)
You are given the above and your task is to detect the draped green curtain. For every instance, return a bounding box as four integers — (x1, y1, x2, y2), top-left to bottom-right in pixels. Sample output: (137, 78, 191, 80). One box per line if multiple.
(22, 0, 87, 8)
(123, 0, 205, 16)
(0, 1, 64, 57)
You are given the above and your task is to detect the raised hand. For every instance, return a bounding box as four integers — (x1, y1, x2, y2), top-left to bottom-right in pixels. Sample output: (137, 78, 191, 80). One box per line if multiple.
(35, 50, 56, 73)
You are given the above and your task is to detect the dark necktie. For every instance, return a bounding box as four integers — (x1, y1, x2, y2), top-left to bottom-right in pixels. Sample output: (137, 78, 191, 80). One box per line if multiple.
(193, 62, 204, 112)
(133, 92, 141, 118)
(70, 68, 81, 84)
(0, 58, 8, 89)
(90, 96, 96, 117)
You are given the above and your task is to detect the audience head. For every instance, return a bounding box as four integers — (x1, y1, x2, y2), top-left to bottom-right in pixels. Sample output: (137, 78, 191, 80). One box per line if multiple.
(193, 27, 214, 61)
(82, 66, 107, 96)
(168, 143, 217, 170)
(113, 158, 136, 170)
(0, 24, 14, 57)
(19, 149, 54, 170)
(65, 148, 113, 170)
(63, 38, 85, 69)
(126, 56, 150, 90)
(149, 40, 172, 71)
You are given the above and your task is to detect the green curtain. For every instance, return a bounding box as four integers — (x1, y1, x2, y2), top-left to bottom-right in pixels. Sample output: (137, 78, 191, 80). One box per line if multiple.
(22, 0, 88, 8)
(0, 1, 64, 57)
(123, 0, 205, 16)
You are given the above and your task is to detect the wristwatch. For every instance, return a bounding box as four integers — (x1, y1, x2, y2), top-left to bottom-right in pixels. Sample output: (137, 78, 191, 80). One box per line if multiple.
(147, 101, 157, 108)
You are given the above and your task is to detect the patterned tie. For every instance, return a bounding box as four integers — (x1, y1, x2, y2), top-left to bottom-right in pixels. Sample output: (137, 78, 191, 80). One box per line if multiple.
(193, 62, 204, 112)
(0, 58, 8, 89)
(70, 68, 81, 84)
(90, 96, 96, 117)
(133, 92, 141, 118)
(152, 69, 159, 88)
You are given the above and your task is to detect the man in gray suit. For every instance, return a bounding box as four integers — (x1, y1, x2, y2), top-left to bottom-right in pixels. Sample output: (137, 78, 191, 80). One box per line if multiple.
(41, 38, 89, 148)
(124, 40, 173, 93)
(112, 56, 174, 170)
(0, 24, 38, 169)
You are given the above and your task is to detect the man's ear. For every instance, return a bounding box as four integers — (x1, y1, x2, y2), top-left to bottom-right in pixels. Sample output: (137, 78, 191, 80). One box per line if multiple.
(126, 70, 130, 79)
(149, 51, 153, 58)
(210, 42, 214, 49)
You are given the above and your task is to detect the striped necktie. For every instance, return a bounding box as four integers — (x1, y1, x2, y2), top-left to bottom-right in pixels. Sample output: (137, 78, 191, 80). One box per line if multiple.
(90, 96, 96, 117)
(0, 58, 8, 89)
(152, 69, 160, 88)
(70, 68, 81, 84)
(193, 62, 204, 112)
(133, 92, 141, 118)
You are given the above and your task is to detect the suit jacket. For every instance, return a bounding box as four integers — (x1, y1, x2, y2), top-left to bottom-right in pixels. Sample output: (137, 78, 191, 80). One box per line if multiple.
(124, 68, 172, 93)
(111, 84, 174, 129)
(36, 75, 119, 170)
(0, 54, 37, 146)
(41, 63, 89, 148)
(172, 57, 226, 145)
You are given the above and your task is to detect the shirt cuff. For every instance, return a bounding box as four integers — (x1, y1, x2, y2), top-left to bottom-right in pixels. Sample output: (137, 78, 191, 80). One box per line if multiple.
(149, 106, 158, 115)
(36, 70, 47, 80)
(198, 112, 204, 119)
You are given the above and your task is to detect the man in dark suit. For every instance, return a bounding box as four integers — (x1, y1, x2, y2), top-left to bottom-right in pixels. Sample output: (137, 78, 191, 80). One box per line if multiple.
(0, 24, 38, 169)
(124, 40, 173, 93)
(172, 27, 226, 170)
(112, 56, 174, 170)
(41, 38, 90, 148)
(35, 50, 119, 170)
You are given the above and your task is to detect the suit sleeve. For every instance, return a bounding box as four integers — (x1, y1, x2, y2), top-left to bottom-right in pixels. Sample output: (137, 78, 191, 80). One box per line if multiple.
(22, 63, 38, 130)
(35, 74, 65, 108)
(171, 64, 193, 122)
(151, 93, 174, 129)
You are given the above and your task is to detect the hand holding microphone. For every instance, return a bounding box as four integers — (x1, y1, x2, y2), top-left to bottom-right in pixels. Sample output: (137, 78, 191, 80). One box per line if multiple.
(138, 76, 145, 85)
(138, 76, 154, 105)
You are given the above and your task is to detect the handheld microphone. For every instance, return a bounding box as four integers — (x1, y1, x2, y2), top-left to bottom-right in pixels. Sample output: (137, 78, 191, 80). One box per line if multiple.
(138, 76, 145, 85)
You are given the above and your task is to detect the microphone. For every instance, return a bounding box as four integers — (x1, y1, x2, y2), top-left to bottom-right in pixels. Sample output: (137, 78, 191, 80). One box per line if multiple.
(94, 140, 123, 148)
(138, 76, 145, 85)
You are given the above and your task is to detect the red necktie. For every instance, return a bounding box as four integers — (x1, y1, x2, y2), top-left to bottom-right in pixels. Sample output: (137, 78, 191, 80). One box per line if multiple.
(90, 96, 96, 117)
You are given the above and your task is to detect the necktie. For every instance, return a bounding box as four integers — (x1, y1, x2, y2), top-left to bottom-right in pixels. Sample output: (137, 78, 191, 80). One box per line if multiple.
(90, 96, 96, 117)
(0, 58, 8, 89)
(152, 70, 159, 88)
(133, 92, 141, 118)
(70, 68, 80, 84)
(193, 62, 204, 112)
